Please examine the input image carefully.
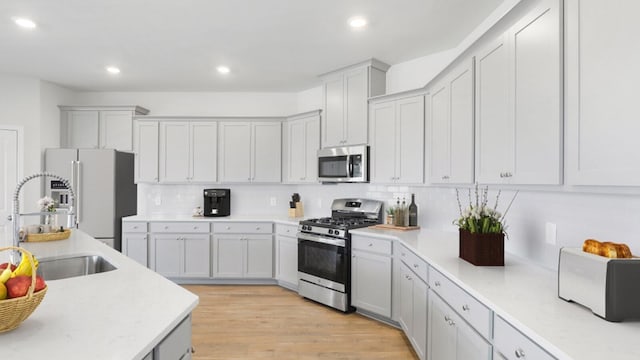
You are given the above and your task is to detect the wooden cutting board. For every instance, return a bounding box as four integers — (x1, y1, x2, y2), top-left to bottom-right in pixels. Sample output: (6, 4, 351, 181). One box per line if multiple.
(370, 224, 420, 231)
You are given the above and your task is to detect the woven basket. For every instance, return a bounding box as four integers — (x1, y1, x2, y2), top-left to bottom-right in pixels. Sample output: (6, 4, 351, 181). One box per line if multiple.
(0, 246, 48, 333)
(26, 228, 71, 242)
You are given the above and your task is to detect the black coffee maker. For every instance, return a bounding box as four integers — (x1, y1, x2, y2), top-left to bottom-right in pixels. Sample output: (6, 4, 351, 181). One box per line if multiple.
(203, 189, 231, 217)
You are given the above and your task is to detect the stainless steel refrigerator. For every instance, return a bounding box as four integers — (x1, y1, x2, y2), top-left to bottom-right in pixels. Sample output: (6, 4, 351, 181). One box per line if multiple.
(44, 148, 137, 251)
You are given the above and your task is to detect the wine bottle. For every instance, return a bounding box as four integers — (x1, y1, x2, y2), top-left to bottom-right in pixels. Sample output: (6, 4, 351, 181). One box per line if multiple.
(408, 193, 418, 227)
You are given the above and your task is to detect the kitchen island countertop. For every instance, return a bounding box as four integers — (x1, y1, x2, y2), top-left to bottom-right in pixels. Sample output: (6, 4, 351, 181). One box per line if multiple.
(0, 230, 198, 360)
(351, 227, 640, 360)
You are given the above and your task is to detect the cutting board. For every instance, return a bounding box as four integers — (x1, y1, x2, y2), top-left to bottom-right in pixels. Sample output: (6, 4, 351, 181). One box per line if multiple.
(371, 224, 420, 231)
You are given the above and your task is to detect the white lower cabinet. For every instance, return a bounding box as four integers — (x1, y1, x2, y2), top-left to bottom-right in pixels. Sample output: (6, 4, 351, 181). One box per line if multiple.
(275, 224, 298, 289)
(399, 263, 428, 360)
(213, 234, 273, 278)
(154, 315, 193, 360)
(149, 222, 211, 278)
(428, 290, 492, 360)
(493, 315, 556, 360)
(122, 221, 148, 267)
(350, 235, 393, 318)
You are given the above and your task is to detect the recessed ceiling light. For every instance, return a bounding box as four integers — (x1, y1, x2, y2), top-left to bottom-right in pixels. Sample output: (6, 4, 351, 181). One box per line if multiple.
(217, 66, 230, 74)
(348, 16, 367, 28)
(14, 17, 37, 29)
(106, 66, 121, 74)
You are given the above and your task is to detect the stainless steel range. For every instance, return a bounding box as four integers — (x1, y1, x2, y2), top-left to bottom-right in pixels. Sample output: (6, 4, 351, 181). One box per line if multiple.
(297, 198, 383, 312)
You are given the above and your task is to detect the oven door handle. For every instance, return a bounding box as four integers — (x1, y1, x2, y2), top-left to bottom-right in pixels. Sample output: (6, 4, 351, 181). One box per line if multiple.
(297, 232, 346, 247)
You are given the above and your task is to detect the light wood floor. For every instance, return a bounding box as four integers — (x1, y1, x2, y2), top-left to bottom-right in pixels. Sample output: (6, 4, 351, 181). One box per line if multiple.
(183, 285, 418, 360)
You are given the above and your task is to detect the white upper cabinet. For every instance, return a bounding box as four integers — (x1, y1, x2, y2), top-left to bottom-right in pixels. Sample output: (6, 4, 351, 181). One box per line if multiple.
(321, 59, 389, 148)
(429, 58, 475, 184)
(134, 120, 159, 183)
(60, 106, 149, 151)
(219, 120, 282, 183)
(285, 111, 320, 183)
(475, 0, 562, 185)
(159, 121, 217, 183)
(566, 0, 640, 186)
(370, 95, 425, 184)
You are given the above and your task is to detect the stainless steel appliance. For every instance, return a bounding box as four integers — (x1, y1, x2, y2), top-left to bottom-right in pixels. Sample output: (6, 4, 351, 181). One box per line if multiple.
(558, 247, 640, 322)
(317, 145, 369, 183)
(298, 198, 383, 312)
(45, 148, 137, 250)
(203, 189, 231, 217)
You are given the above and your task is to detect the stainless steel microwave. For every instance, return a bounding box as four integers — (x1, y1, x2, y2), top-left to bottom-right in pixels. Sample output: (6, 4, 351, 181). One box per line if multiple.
(317, 145, 369, 183)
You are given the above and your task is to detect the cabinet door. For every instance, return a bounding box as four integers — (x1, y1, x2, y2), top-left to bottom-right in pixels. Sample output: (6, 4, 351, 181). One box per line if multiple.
(190, 121, 217, 183)
(134, 121, 159, 183)
(183, 234, 210, 278)
(351, 250, 392, 317)
(323, 75, 345, 147)
(287, 120, 307, 182)
(276, 234, 298, 286)
(252, 122, 281, 183)
(246, 235, 273, 278)
(428, 291, 457, 360)
(475, 35, 512, 184)
(429, 81, 451, 183)
(219, 122, 252, 182)
(66, 111, 99, 148)
(152, 234, 181, 277)
(100, 110, 133, 151)
(565, 0, 640, 185)
(455, 311, 492, 360)
(509, 0, 562, 185)
(370, 101, 397, 183)
(123, 233, 148, 267)
(213, 236, 245, 278)
(448, 59, 475, 184)
(303, 116, 320, 182)
(413, 277, 428, 360)
(396, 96, 425, 184)
(344, 67, 368, 145)
(159, 121, 190, 183)
(399, 264, 414, 334)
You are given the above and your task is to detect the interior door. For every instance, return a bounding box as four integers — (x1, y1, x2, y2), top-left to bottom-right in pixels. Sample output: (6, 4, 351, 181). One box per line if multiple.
(0, 128, 19, 245)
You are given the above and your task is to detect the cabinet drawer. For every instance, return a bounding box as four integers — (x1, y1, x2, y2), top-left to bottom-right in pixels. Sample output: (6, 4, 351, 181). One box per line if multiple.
(397, 243, 428, 283)
(429, 267, 492, 340)
(494, 316, 556, 360)
(123, 222, 147, 233)
(213, 222, 273, 234)
(150, 222, 210, 233)
(276, 223, 298, 237)
(351, 235, 392, 255)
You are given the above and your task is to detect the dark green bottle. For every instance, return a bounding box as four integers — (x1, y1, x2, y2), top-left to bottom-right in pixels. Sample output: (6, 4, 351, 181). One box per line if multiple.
(408, 193, 418, 227)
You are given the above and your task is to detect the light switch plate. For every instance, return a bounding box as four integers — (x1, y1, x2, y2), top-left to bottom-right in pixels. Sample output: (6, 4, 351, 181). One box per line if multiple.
(270, 197, 277, 206)
(545, 222, 557, 245)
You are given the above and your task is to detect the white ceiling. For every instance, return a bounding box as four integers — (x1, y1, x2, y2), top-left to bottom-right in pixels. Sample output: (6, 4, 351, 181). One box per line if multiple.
(0, 0, 504, 92)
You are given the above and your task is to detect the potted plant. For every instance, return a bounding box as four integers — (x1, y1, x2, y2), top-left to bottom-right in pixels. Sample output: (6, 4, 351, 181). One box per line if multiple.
(453, 185, 518, 266)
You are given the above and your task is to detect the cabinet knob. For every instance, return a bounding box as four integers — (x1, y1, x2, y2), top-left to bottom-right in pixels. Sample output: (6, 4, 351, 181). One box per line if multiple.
(226, 226, 231, 230)
(164, 226, 169, 230)
(462, 304, 470, 311)
(256, 227, 261, 230)
(413, 263, 419, 269)
(444, 315, 450, 323)
(193, 226, 198, 230)
(515, 349, 526, 358)
(133, 226, 138, 229)
(368, 243, 373, 247)
(434, 281, 441, 287)
(442, 175, 449, 180)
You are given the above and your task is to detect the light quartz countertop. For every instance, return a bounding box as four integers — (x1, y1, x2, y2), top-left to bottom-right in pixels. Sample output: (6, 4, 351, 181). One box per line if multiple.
(123, 214, 303, 226)
(350, 227, 640, 360)
(0, 230, 198, 360)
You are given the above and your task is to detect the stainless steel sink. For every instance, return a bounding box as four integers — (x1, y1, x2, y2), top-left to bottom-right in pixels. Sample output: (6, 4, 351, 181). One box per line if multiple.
(37, 254, 117, 281)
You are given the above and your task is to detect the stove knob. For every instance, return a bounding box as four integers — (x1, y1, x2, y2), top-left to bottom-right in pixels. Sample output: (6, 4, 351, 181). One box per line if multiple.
(328, 229, 334, 235)
(334, 230, 340, 237)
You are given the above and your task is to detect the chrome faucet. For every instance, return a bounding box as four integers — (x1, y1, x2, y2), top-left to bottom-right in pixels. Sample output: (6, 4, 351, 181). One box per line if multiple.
(9, 173, 76, 250)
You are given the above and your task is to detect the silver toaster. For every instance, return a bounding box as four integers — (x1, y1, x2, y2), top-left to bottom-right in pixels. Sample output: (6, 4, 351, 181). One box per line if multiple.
(558, 247, 640, 322)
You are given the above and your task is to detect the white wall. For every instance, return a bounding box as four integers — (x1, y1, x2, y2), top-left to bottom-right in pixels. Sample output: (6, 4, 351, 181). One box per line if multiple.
(73, 91, 299, 117)
(385, 49, 458, 94)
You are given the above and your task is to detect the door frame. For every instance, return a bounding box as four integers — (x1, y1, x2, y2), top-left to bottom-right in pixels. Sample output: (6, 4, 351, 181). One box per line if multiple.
(0, 126, 24, 243)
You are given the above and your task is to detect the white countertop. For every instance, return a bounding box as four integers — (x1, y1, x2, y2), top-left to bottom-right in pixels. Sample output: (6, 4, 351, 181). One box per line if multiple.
(351, 227, 640, 360)
(123, 214, 303, 226)
(0, 230, 199, 360)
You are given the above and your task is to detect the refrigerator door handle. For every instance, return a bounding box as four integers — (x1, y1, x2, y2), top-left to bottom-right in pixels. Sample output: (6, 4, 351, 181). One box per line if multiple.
(76, 161, 81, 224)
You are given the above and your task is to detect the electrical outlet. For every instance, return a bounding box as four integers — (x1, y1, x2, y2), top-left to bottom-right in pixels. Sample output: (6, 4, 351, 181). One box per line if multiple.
(317, 198, 322, 208)
(154, 196, 162, 206)
(545, 222, 557, 245)
(270, 197, 277, 206)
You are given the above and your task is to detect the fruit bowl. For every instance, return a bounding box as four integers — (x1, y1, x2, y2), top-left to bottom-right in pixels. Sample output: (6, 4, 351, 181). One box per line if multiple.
(0, 246, 47, 333)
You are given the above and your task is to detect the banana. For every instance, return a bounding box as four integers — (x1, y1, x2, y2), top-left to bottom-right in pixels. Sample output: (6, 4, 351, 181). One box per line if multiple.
(0, 267, 12, 283)
(11, 253, 38, 278)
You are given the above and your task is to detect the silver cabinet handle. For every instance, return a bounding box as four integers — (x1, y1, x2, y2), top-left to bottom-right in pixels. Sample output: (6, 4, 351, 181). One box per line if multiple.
(462, 304, 470, 311)
(368, 243, 373, 247)
(226, 226, 231, 230)
(444, 315, 450, 323)
(413, 263, 419, 269)
(442, 175, 449, 180)
(256, 227, 261, 230)
(434, 281, 441, 287)
(164, 226, 169, 230)
(515, 349, 525, 358)
(193, 226, 198, 230)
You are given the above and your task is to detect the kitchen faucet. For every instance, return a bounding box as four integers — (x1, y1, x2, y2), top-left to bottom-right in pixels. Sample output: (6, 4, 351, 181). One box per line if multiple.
(8, 173, 76, 253)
